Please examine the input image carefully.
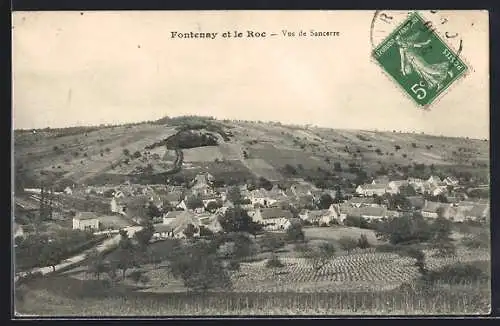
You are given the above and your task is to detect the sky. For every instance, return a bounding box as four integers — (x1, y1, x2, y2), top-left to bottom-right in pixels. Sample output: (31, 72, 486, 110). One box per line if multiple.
(12, 11, 489, 139)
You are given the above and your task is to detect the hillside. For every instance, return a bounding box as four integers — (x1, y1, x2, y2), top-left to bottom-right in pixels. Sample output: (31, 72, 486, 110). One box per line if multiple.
(13, 116, 490, 189)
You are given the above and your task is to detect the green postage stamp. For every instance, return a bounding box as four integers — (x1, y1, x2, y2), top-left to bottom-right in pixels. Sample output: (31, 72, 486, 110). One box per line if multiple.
(372, 11, 468, 107)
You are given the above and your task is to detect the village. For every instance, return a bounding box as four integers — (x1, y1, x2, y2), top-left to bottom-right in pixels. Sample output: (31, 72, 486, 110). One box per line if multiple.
(14, 169, 490, 244)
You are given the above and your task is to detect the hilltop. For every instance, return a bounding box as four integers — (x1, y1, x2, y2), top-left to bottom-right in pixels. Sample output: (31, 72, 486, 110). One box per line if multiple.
(14, 116, 490, 190)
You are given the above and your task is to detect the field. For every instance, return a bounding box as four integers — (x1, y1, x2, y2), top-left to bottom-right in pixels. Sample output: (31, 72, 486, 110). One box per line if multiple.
(15, 244, 490, 316)
(97, 215, 132, 229)
(303, 226, 381, 245)
(14, 118, 489, 187)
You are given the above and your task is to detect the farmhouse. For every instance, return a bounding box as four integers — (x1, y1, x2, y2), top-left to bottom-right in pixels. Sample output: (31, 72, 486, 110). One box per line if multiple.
(355, 184, 387, 197)
(421, 201, 452, 219)
(13, 222, 25, 239)
(249, 189, 277, 207)
(290, 183, 316, 197)
(341, 205, 387, 221)
(110, 197, 126, 215)
(153, 223, 174, 240)
(64, 186, 73, 195)
(345, 197, 376, 208)
(427, 175, 442, 186)
(386, 180, 408, 194)
(164, 211, 201, 239)
(299, 209, 338, 225)
(191, 172, 215, 194)
(200, 193, 220, 206)
(252, 207, 293, 231)
(443, 176, 459, 186)
(372, 176, 390, 185)
(162, 210, 192, 225)
(73, 212, 100, 231)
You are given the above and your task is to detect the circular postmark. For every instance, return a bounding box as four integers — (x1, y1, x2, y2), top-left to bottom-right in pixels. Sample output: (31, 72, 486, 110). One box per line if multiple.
(370, 10, 463, 56)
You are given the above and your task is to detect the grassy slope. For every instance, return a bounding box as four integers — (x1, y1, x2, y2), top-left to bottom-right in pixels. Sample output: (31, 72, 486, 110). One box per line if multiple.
(14, 119, 489, 187)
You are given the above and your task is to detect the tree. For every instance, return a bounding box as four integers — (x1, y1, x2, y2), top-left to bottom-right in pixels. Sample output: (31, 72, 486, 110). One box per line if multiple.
(134, 221, 155, 248)
(258, 177, 273, 191)
(127, 270, 144, 285)
(376, 213, 433, 245)
(338, 236, 358, 255)
(401, 247, 427, 275)
(260, 233, 286, 253)
(206, 200, 223, 213)
(284, 164, 297, 175)
(299, 242, 336, 274)
(357, 234, 371, 249)
(132, 151, 142, 158)
(285, 222, 305, 242)
(219, 207, 255, 234)
(123, 148, 130, 157)
(87, 250, 110, 281)
(399, 185, 417, 197)
(39, 242, 64, 272)
(430, 217, 456, 257)
(227, 186, 243, 205)
(147, 203, 162, 218)
(334, 162, 342, 172)
(183, 223, 198, 239)
(169, 241, 232, 292)
(317, 193, 334, 209)
(186, 194, 204, 210)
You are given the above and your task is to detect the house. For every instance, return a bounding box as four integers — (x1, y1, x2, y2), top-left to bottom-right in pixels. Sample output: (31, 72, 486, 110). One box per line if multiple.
(73, 212, 100, 231)
(443, 176, 459, 186)
(110, 197, 127, 215)
(282, 218, 303, 230)
(162, 210, 187, 225)
(372, 176, 390, 185)
(299, 209, 338, 225)
(346, 197, 376, 208)
(153, 223, 174, 240)
(355, 184, 387, 197)
(191, 172, 215, 194)
(427, 176, 442, 186)
(329, 204, 346, 224)
(249, 189, 277, 207)
(64, 186, 73, 195)
(386, 180, 408, 194)
(13, 222, 25, 239)
(162, 210, 201, 239)
(252, 207, 293, 231)
(340, 205, 387, 221)
(201, 193, 220, 206)
(421, 201, 452, 219)
(428, 184, 447, 196)
(290, 183, 316, 197)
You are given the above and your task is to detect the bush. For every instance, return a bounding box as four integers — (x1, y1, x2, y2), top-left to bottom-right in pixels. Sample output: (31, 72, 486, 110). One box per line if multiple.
(357, 234, 371, 249)
(338, 236, 358, 254)
(423, 263, 488, 284)
(265, 255, 284, 268)
(285, 223, 305, 243)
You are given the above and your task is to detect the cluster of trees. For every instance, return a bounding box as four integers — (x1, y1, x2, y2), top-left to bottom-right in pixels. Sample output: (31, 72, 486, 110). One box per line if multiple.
(16, 230, 99, 272)
(165, 130, 218, 149)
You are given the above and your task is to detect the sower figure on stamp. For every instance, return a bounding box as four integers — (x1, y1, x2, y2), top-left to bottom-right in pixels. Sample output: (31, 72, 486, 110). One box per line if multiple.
(396, 32, 453, 90)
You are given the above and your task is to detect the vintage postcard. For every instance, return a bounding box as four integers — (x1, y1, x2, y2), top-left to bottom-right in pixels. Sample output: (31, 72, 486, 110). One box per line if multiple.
(12, 10, 490, 316)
